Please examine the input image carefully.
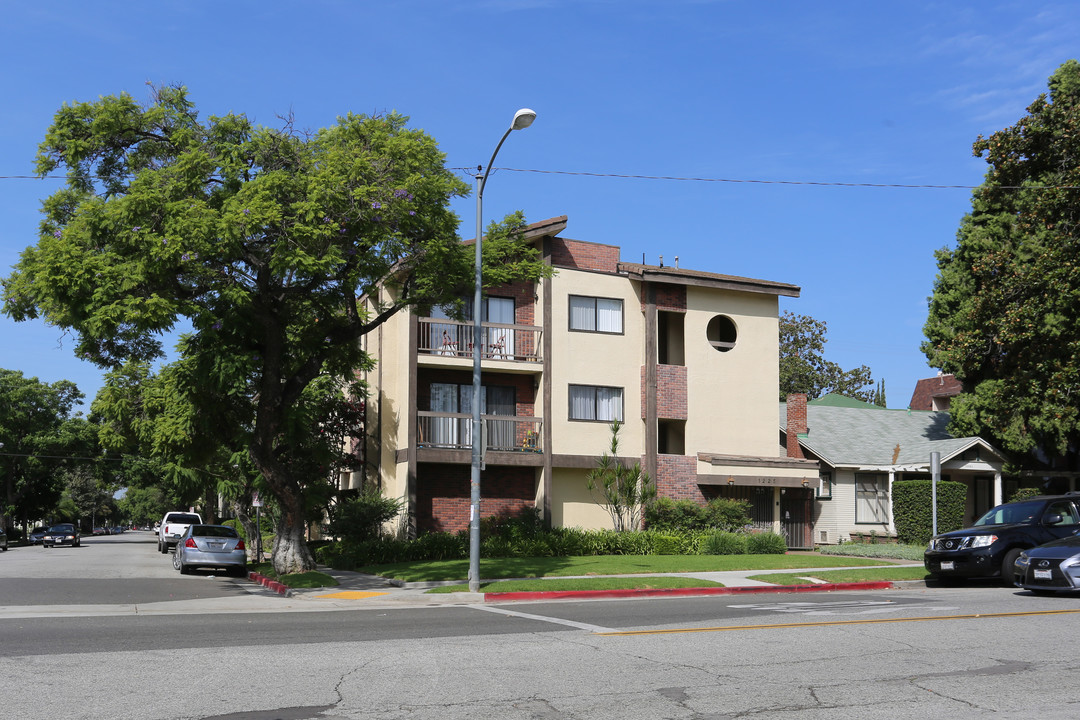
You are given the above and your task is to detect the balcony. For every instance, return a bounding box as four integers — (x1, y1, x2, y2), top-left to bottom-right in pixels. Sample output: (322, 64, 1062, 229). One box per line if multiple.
(418, 318, 542, 364)
(417, 411, 543, 453)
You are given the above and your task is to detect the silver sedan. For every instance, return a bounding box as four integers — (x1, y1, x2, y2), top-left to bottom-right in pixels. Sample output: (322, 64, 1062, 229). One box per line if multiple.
(1014, 534, 1080, 594)
(172, 524, 248, 577)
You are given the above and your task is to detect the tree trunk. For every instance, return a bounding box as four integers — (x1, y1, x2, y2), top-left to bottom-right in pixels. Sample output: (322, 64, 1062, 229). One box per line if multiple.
(230, 500, 261, 562)
(271, 518, 314, 575)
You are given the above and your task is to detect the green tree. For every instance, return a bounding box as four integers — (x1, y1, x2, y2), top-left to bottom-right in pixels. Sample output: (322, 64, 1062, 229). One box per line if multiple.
(923, 60, 1080, 468)
(64, 466, 111, 530)
(116, 485, 168, 528)
(778, 311, 876, 402)
(3, 86, 549, 572)
(872, 379, 887, 408)
(586, 420, 656, 532)
(0, 369, 90, 533)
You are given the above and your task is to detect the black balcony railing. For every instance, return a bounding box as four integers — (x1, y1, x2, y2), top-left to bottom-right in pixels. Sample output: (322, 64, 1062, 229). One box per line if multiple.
(417, 411, 542, 452)
(418, 318, 542, 362)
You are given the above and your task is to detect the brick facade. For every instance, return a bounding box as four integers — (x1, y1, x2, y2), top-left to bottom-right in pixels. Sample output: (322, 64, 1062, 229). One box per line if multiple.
(652, 283, 687, 312)
(654, 455, 705, 503)
(785, 393, 807, 459)
(641, 365, 688, 420)
(416, 464, 536, 533)
(550, 238, 620, 273)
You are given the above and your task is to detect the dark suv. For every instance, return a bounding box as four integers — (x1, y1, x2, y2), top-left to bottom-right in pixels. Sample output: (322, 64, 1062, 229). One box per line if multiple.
(925, 494, 1080, 584)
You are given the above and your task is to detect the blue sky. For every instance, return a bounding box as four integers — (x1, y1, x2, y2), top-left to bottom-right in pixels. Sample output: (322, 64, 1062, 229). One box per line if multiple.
(1, 1, 1076, 411)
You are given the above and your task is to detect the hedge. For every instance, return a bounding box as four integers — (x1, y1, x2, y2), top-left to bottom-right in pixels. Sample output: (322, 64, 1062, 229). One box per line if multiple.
(892, 479, 966, 545)
(313, 526, 781, 569)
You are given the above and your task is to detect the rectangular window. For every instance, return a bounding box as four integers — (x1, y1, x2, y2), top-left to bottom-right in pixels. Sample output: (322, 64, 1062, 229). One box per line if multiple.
(569, 385, 624, 422)
(816, 471, 832, 500)
(569, 295, 623, 334)
(855, 473, 888, 524)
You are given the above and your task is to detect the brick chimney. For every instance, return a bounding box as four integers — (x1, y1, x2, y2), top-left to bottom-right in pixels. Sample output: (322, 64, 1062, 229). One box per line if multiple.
(786, 393, 807, 459)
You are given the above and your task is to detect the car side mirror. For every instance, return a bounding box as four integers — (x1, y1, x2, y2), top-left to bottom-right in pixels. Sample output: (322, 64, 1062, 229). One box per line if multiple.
(1044, 513, 1064, 525)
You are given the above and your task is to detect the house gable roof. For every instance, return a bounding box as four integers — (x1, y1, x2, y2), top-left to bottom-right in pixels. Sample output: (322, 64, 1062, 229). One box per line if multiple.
(908, 373, 963, 411)
(779, 399, 1005, 470)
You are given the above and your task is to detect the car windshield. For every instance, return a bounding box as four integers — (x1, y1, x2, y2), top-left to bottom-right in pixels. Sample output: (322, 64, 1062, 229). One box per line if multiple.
(973, 500, 1044, 527)
(167, 514, 202, 524)
(191, 525, 238, 538)
(48, 524, 74, 532)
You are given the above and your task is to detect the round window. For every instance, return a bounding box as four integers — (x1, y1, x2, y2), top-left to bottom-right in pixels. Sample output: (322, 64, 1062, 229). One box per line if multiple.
(707, 315, 737, 352)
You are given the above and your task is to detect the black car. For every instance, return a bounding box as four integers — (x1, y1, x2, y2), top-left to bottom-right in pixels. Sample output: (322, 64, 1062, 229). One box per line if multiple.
(42, 523, 81, 548)
(28, 526, 48, 545)
(1013, 534, 1080, 594)
(925, 494, 1080, 584)
(0, 526, 7, 551)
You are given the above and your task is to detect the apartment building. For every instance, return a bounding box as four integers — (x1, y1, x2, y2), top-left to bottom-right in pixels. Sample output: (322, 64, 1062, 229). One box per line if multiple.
(350, 216, 821, 547)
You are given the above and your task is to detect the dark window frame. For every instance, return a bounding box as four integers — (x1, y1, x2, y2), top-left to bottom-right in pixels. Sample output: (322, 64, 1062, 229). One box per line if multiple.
(568, 295, 624, 335)
(568, 384, 625, 422)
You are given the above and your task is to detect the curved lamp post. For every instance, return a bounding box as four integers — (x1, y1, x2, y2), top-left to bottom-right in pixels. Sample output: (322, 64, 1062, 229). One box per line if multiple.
(470, 108, 536, 593)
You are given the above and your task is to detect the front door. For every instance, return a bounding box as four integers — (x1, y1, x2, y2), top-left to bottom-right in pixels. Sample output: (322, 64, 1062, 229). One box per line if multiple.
(780, 488, 814, 550)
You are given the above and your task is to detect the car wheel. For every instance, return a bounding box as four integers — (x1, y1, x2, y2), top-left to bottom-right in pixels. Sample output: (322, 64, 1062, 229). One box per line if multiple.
(172, 551, 181, 571)
(1001, 548, 1023, 586)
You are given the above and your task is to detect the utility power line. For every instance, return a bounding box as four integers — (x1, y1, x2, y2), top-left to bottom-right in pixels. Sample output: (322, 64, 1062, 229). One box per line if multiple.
(3, 170, 1079, 192)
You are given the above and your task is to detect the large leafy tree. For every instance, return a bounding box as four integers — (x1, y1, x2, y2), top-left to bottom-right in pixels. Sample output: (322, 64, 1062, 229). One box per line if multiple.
(0, 369, 90, 533)
(3, 86, 549, 572)
(778, 311, 878, 403)
(923, 60, 1080, 468)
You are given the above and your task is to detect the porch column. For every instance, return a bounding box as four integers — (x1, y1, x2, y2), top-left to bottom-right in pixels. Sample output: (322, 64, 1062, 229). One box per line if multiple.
(772, 487, 782, 534)
(993, 471, 1003, 506)
(887, 469, 896, 535)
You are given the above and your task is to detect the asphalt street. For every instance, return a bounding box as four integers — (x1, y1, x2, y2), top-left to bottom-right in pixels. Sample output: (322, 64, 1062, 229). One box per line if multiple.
(5, 531, 1080, 719)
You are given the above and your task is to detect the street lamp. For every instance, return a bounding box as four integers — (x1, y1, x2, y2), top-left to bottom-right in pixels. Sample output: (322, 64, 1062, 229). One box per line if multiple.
(469, 108, 536, 593)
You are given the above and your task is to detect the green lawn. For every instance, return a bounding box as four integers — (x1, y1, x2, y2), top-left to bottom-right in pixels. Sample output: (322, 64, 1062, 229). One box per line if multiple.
(357, 553, 889, 583)
(249, 562, 339, 589)
(747, 566, 930, 585)
(428, 576, 726, 594)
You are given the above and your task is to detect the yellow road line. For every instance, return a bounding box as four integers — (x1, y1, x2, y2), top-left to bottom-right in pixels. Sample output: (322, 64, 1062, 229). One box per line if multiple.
(313, 591, 389, 600)
(594, 608, 1080, 636)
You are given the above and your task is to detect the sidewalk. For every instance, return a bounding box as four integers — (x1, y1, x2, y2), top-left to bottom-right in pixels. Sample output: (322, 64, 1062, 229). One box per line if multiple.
(0, 563, 923, 620)
(263, 562, 925, 607)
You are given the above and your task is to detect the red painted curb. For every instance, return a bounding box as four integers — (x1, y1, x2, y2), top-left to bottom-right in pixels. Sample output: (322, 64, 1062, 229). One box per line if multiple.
(249, 572, 291, 596)
(484, 581, 895, 603)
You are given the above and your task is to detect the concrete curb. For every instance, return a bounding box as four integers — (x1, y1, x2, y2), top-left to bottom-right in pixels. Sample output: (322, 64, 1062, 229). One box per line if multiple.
(248, 571, 294, 598)
(483, 580, 896, 603)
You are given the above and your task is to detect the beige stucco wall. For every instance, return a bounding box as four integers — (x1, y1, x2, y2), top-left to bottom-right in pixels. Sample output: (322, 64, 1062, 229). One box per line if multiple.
(359, 288, 411, 504)
(549, 468, 618, 530)
(547, 269, 645, 457)
(683, 287, 780, 457)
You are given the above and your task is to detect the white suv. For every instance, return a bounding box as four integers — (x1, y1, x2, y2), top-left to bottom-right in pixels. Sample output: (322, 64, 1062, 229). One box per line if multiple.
(157, 511, 203, 554)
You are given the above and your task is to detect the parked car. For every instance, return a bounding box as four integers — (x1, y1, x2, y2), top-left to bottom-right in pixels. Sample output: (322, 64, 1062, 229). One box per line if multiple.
(157, 511, 203, 554)
(28, 526, 48, 545)
(925, 494, 1080, 584)
(0, 526, 7, 551)
(42, 523, 81, 548)
(172, 524, 247, 577)
(1013, 533, 1080, 594)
